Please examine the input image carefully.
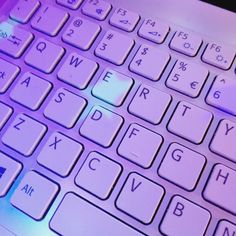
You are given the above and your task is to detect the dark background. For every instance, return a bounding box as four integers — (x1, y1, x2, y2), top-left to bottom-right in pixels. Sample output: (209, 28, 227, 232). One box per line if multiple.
(201, 0, 236, 13)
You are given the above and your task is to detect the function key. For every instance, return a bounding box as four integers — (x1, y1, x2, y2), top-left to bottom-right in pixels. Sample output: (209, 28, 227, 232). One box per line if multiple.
(56, 0, 83, 10)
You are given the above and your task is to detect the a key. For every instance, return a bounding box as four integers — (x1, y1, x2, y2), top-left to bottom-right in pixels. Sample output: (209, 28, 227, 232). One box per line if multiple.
(44, 88, 86, 128)
(167, 101, 212, 144)
(31, 5, 69, 36)
(82, 0, 112, 21)
(128, 84, 171, 124)
(202, 42, 235, 70)
(11, 171, 59, 220)
(170, 30, 202, 57)
(0, 152, 22, 197)
(109, 8, 140, 32)
(0, 58, 20, 93)
(92, 68, 133, 106)
(25, 38, 65, 73)
(138, 18, 169, 44)
(95, 30, 134, 65)
(166, 59, 208, 97)
(0, 21, 33, 58)
(75, 152, 122, 199)
(0, 102, 13, 130)
(58, 52, 98, 89)
(37, 132, 83, 177)
(160, 195, 211, 236)
(116, 173, 164, 224)
(158, 143, 206, 190)
(203, 164, 236, 214)
(10, 72, 52, 110)
(50, 192, 144, 236)
(56, 0, 82, 10)
(214, 220, 236, 236)
(129, 44, 170, 81)
(80, 106, 123, 147)
(10, 0, 40, 23)
(2, 114, 47, 156)
(206, 75, 236, 116)
(62, 17, 101, 50)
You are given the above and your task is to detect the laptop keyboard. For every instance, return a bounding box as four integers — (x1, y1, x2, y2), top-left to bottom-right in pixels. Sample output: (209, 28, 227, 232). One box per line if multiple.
(0, 0, 236, 235)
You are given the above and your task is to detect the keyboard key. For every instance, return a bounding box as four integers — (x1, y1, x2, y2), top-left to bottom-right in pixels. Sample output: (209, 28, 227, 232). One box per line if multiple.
(25, 38, 65, 73)
(75, 152, 122, 199)
(167, 101, 212, 144)
(170, 30, 202, 56)
(82, 0, 112, 21)
(116, 173, 164, 224)
(31, 5, 69, 36)
(214, 220, 236, 236)
(95, 30, 134, 65)
(62, 17, 101, 50)
(0, 102, 13, 130)
(92, 68, 133, 106)
(206, 75, 236, 116)
(0, 22, 33, 58)
(204, 164, 236, 214)
(118, 124, 163, 168)
(129, 84, 171, 124)
(202, 42, 235, 70)
(44, 88, 86, 128)
(0, 58, 20, 93)
(10, 0, 40, 23)
(37, 132, 83, 177)
(0, 152, 22, 197)
(11, 171, 58, 220)
(2, 114, 47, 156)
(109, 8, 140, 32)
(158, 143, 206, 190)
(56, 0, 82, 10)
(80, 106, 123, 147)
(138, 18, 169, 44)
(10, 72, 52, 110)
(166, 59, 208, 97)
(160, 196, 210, 236)
(129, 44, 170, 81)
(50, 192, 144, 236)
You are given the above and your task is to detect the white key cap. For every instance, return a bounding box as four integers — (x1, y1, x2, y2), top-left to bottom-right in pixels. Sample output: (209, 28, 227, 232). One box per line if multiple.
(116, 173, 164, 224)
(0, 102, 13, 130)
(92, 68, 133, 106)
(95, 30, 134, 65)
(80, 106, 123, 147)
(129, 44, 170, 81)
(56, 0, 82, 10)
(160, 196, 211, 236)
(118, 124, 163, 168)
(2, 114, 47, 156)
(31, 5, 69, 36)
(75, 152, 121, 199)
(10, 0, 40, 23)
(10, 72, 52, 110)
(82, 0, 112, 21)
(37, 132, 83, 177)
(158, 143, 206, 190)
(210, 119, 236, 162)
(138, 18, 169, 44)
(167, 101, 212, 144)
(0, 22, 33, 58)
(50, 193, 144, 236)
(25, 38, 65, 73)
(58, 52, 98, 90)
(170, 30, 202, 56)
(203, 164, 236, 214)
(44, 88, 86, 128)
(62, 17, 101, 50)
(0, 152, 22, 197)
(0, 58, 20, 93)
(215, 220, 236, 236)
(109, 8, 139, 32)
(11, 171, 58, 220)
(166, 59, 208, 97)
(129, 84, 171, 124)
(202, 42, 235, 70)
(206, 75, 236, 116)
